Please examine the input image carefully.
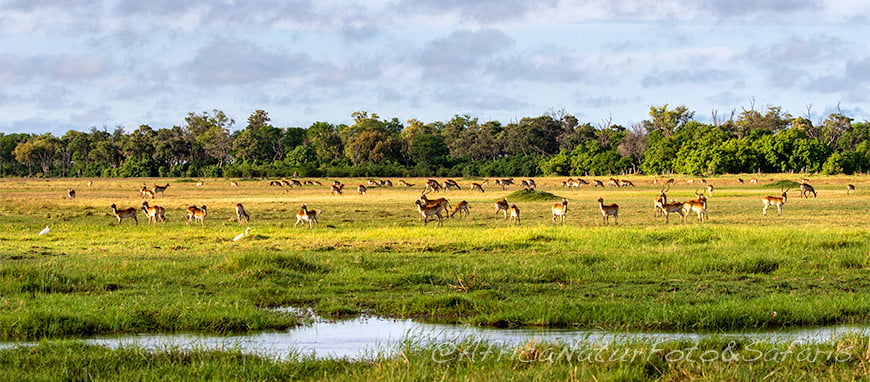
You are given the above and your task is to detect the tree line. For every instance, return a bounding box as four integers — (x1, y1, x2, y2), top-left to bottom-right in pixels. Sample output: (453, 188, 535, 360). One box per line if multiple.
(2, 105, 869, 179)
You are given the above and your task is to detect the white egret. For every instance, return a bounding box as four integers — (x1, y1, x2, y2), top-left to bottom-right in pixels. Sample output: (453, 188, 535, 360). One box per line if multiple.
(38, 226, 50, 236)
(233, 227, 251, 242)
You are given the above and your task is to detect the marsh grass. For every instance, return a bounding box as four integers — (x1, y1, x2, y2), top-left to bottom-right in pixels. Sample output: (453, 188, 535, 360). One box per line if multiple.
(0, 175, 869, 340)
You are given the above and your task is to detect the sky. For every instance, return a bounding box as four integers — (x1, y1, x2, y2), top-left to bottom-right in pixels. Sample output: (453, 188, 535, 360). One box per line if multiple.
(1, 0, 869, 136)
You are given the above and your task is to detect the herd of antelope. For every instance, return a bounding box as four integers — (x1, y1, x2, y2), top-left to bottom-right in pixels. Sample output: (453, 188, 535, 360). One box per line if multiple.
(64, 176, 860, 230)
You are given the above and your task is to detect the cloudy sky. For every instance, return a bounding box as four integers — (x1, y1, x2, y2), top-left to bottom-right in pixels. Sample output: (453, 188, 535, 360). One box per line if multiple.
(2, 0, 869, 136)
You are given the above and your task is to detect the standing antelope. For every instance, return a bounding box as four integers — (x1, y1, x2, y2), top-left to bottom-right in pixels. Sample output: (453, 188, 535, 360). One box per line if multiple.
(357, 185, 367, 196)
(653, 186, 669, 217)
(659, 201, 685, 224)
(508, 204, 521, 225)
(141, 201, 166, 224)
(470, 183, 485, 192)
(762, 189, 789, 216)
(521, 179, 536, 190)
(597, 197, 619, 225)
(331, 183, 344, 195)
(799, 182, 816, 198)
(847, 184, 855, 195)
(140, 188, 155, 199)
(67, 188, 76, 199)
(87, 180, 93, 187)
(186, 205, 207, 226)
(737, 178, 744, 184)
(494, 199, 510, 220)
(592, 180, 605, 188)
(444, 179, 461, 191)
(419, 192, 452, 214)
(706, 184, 714, 196)
(665, 178, 675, 185)
(235, 203, 250, 224)
(682, 192, 707, 222)
(110, 203, 138, 225)
(195, 180, 204, 187)
(608, 178, 620, 187)
(425, 179, 443, 193)
(450, 200, 470, 218)
(295, 204, 323, 228)
(229, 181, 239, 187)
(153, 184, 169, 196)
(397, 180, 414, 188)
(414, 199, 446, 226)
(495, 178, 514, 190)
(380, 179, 393, 187)
(551, 199, 568, 224)
(618, 180, 634, 187)
(749, 178, 758, 184)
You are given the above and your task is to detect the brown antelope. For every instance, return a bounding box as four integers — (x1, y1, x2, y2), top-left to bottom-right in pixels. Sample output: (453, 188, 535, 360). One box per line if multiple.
(706, 184, 714, 196)
(312, 180, 323, 186)
(749, 178, 758, 184)
(420, 192, 452, 213)
(140, 188, 155, 199)
(597, 197, 619, 225)
(521, 179, 536, 190)
(799, 182, 816, 198)
(195, 180, 204, 187)
(470, 183, 485, 192)
(186, 205, 207, 226)
(110, 203, 138, 225)
(397, 180, 414, 188)
(608, 178, 620, 187)
(425, 179, 443, 193)
(762, 189, 789, 216)
(86, 180, 93, 187)
(508, 204, 521, 225)
(576, 178, 589, 186)
(444, 179, 461, 191)
(682, 191, 707, 222)
(141, 201, 166, 224)
(847, 184, 855, 195)
(380, 179, 393, 187)
(495, 178, 514, 190)
(686, 179, 695, 184)
(659, 201, 685, 224)
(290, 180, 302, 187)
(367, 179, 380, 187)
(153, 183, 169, 197)
(450, 200, 470, 218)
(653, 186, 669, 217)
(67, 188, 76, 199)
(230, 181, 239, 187)
(269, 180, 282, 187)
(737, 178, 744, 184)
(235, 203, 250, 224)
(592, 180, 605, 188)
(551, 199, 568, 224)
(618, 180, 634, 187)
(665, 178, 675, 185)
(414, 199, 446, 226)
(280, 180, 292, 187)
(799, 178, 811, 184)
(295, 204, 323, 228)
(494, 198, 510, 220)
(357, 185, 367, 196)
(331, 183, 344, 195)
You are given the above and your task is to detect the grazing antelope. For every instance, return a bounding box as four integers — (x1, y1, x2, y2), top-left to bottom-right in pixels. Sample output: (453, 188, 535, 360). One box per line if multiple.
(397, 180, 414, 188)
(508, 204, 520, 225)
(444, 179, 461, 191)
(295, 204, 323, 228)
(269, 180, 282, 187)
(281, 180, 292, 187)
(331, 183, 344, 196)
(521, 179, 537, 190)
(576, 178, 589, 186)
(110, 203, 138, 225)
(140, 188, 155, 199)
(419, 192, 452, 213)
(357, 185, 367, 196)
(799, 181, 816, 198)
(141, 201, 166, 224)
(414, 199, 446, 226)
(235, 203, 250, 224)
(380, 179, 393, 187)
(749, 178, 758, 184)
(230, 181, 239, 187)
(659, 201, 685, 224)
(186, 205, 207, 226)
(592, 180, 605, 188)
(312, 180, 323, 186)
(195, 180, 204, 187)
(762, 189, 789, 216)
(608, 178, 620, 187)
(686, 179, 695, 184)
(290, 180, 302, 187)
(153, 183, 169, 196)
(494, 198, 510, 219)
(847, 184, 855, 195)
(471, 183, 485, 192)
(737, 178, 744, 184)
(552, 199, 568, 224)
(367, 179, 380, 187)
(597, 197, 619, 225)
(618, 180, 634, 187)
(67, 188, 76, 199)
(682, 192, 707, 222)
(799, 178, 811, 184)
(425, 179, 443, 193)
(450, 200, 470, 218)
(87, 180, 93, 187)
(665, 178, 675, 186)
(495, 178, 514, 190)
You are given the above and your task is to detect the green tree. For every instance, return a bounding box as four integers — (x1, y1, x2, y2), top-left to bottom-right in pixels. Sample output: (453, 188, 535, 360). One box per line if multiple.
(13, 135, 57, 175)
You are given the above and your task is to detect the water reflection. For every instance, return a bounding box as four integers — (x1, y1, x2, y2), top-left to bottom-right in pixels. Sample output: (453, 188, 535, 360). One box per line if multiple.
(2, 310, 868, 360)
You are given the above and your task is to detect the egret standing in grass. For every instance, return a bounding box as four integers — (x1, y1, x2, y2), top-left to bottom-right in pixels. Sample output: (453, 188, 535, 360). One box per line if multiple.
(233, 227, 251, 242)
(38, 226, 50, 236)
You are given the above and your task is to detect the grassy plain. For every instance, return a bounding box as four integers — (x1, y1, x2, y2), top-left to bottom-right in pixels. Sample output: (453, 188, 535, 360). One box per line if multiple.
(0, 175, 868, 380)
